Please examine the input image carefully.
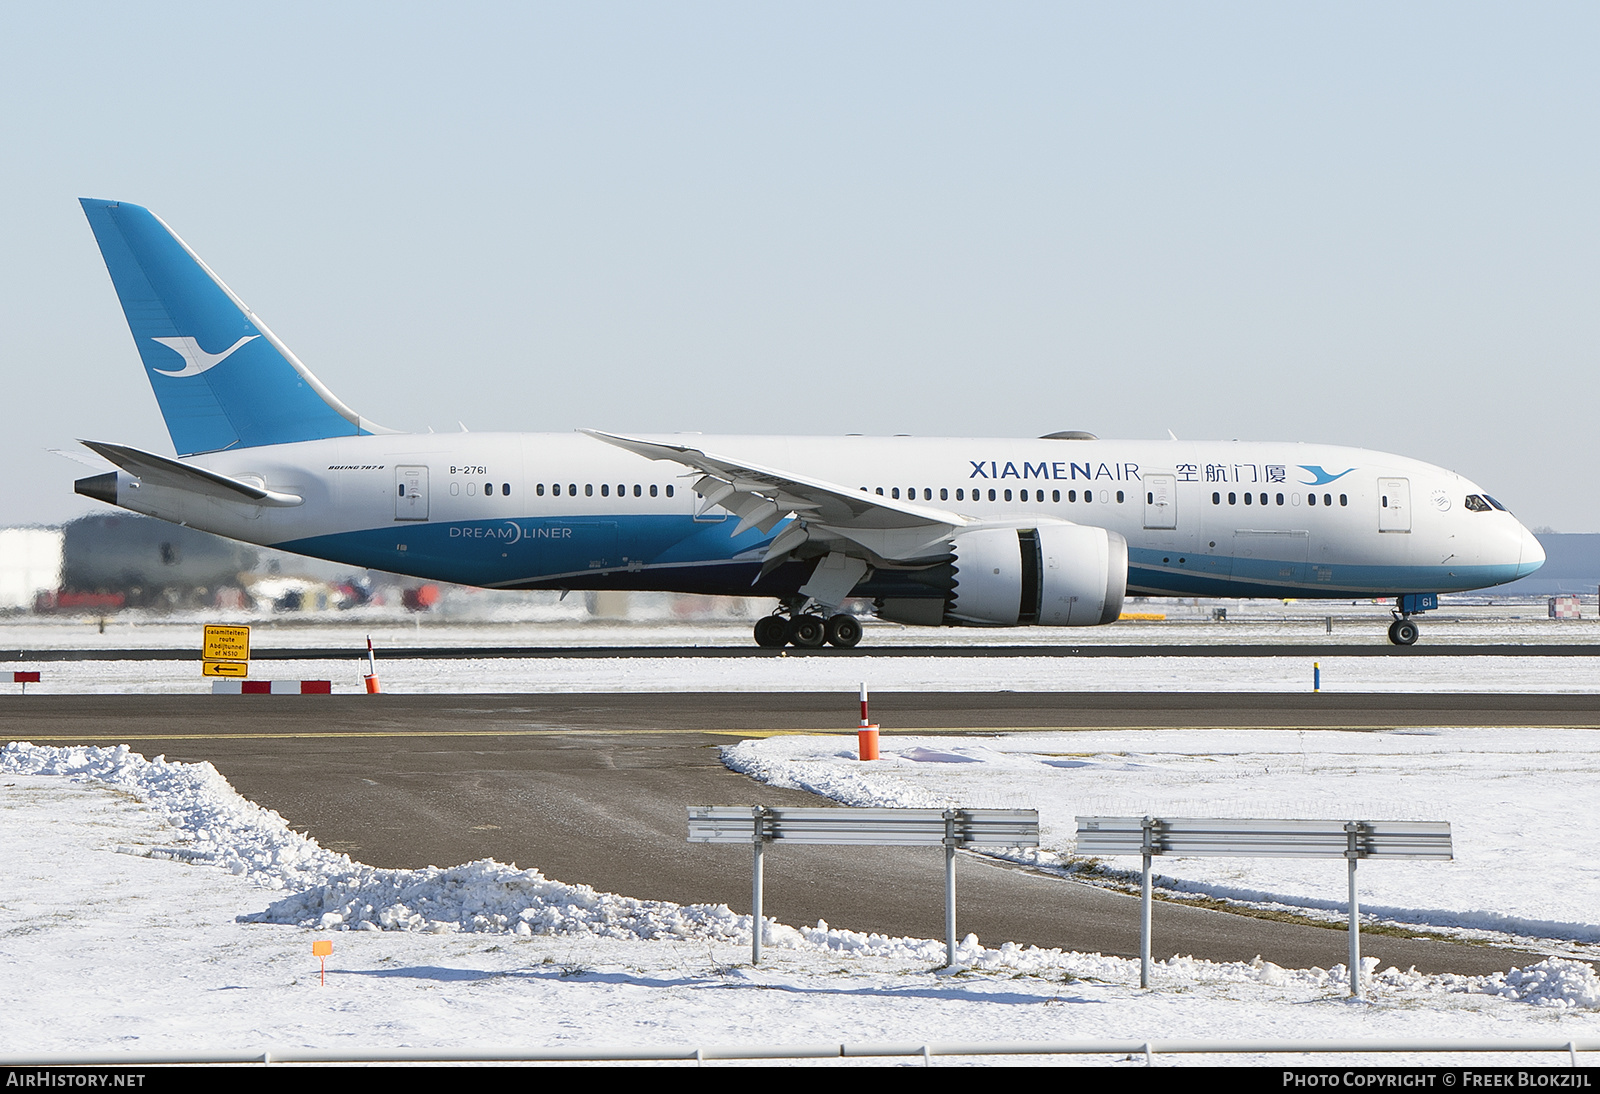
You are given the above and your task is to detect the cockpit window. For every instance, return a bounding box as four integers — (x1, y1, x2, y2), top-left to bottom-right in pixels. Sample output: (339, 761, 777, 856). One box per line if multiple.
(1464, 494, 1492, 512)
(1485, 495, 1509, 512)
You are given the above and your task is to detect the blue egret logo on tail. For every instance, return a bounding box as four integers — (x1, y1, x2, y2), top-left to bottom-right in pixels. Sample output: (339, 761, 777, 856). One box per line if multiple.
(150, 335, 258, 378)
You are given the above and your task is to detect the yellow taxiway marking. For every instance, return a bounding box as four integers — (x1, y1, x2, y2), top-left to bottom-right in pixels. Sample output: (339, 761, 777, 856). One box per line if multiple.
(9, 723, 1599, 743)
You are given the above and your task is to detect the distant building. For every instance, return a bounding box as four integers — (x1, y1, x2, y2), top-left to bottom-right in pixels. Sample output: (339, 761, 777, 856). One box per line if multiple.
(57, 513, 260, 609)
(0, 528, 64, 610)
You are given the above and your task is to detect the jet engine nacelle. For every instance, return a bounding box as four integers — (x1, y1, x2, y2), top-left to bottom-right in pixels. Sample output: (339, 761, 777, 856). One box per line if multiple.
(878, 523, 1127, 627)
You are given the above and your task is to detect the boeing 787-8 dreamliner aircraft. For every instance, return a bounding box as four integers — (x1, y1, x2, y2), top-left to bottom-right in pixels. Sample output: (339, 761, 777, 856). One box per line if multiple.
(73, 199, 1544, 647)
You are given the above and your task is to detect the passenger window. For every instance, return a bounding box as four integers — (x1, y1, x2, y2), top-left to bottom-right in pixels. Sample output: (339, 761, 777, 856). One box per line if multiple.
(940, 488, 948, 500)
(1324, 494, 1332, 506)
(1228, 492, 1237, 505)
(1084, 490, 1093, 503)
(924, 488, 932, 501)
(536, 483, 544, 496)
(1052, 490, 1060, 502)
(485, 483, 494, 496)
(1004, 489, 1013, 501)
(503, 483, 511, 496)
(956, 488, 964, 501)
(1070, 490, 1078, 502)
(1308, 493, 1317, 506)
(666, 485, 674, 497)
(876, 487, 884, 495)
(585, 484, 593, 497)
(1244, 493, 1252, 505)
(570, 484, 577, 496)
(650, 484, 658, 497)
(552, 483, 560, 496)
(1117, 490, 1124, 503)
(1339, 494, 1347, 506)
(892, 488, 900, 499)
(988, 489, 997, 501)
(1212, 492, 1219, 504)
(1276, 493, 1284, 505)
(601, 484, 610, 497)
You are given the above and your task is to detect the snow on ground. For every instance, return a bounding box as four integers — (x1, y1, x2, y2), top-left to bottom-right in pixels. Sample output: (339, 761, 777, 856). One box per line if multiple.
(724, 729, 1600, 956)
(6, 653, 1600, 695)
(4, 742, 1600, 1066)
(2, 597, 1598, 651)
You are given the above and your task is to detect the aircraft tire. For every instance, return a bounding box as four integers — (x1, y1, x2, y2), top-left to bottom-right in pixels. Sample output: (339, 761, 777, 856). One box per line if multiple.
(754, 616, 789, 648)
(825, 614, 863, 648)
(1388, 619, 1419, 646)
(788, 614, 827, 648)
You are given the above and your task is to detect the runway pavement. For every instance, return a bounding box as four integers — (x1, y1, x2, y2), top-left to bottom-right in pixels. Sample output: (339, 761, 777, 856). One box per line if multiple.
(6, 691, 1594, 975)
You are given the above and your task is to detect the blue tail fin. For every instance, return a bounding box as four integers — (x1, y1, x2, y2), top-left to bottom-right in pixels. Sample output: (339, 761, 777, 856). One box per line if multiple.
(80, 199, 386, 456)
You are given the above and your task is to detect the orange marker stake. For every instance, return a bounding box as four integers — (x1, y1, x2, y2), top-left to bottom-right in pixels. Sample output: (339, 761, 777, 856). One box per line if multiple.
(313, 939, 332, 985)
(363, 635, 381, 694)
(857, 682, 879, 760)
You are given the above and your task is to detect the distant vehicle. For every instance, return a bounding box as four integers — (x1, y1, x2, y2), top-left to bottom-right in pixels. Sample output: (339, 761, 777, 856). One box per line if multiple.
(74, 199, 1544, 647)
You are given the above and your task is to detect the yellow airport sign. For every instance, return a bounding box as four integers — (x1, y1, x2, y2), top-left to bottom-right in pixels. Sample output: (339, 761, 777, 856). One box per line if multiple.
(203, 624, 251, 663)
(203, 660, 250, 677)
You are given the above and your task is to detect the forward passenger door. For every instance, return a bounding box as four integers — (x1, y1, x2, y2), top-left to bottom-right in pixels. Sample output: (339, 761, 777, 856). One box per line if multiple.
(1378, 478, 1410, 533)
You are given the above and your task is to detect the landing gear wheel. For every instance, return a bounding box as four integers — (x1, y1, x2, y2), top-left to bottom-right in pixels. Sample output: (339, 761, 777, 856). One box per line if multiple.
(754, 615, 789, 648)
(825, 613, 863, 648)
(787, 613, 827, 648)
(1388, 618, 1419, 646)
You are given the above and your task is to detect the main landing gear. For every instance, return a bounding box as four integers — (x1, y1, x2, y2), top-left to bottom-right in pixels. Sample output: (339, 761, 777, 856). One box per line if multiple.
(1386, 593, 1438, 647)
(753, 599, 863, 649)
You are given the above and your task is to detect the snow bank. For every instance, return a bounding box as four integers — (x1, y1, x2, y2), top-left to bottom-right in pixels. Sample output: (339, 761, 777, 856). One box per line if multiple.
(5, 740, 1596, 1010)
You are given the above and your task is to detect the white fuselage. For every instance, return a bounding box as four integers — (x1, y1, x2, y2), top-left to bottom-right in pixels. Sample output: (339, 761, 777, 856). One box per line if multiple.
(97, 432, 1543, 604)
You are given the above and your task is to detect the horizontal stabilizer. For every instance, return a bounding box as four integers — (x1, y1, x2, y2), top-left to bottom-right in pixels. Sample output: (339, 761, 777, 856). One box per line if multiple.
(79, 440, 303, 507)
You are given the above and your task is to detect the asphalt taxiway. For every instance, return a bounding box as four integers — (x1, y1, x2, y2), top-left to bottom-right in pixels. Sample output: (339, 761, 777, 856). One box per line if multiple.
(6, 690, 1593, 975)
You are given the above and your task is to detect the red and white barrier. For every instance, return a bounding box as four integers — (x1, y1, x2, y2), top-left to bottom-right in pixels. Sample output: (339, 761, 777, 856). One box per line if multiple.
(13, 670, 40, 694)
(212, 680, 333, 695)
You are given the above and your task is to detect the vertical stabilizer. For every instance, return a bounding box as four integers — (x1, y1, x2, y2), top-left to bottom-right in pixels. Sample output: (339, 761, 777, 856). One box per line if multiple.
(80, 199, 385, 455)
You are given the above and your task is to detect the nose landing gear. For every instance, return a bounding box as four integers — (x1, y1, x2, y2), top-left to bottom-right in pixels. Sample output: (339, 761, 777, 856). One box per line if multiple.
(1387, 617, 1420, 646)
(1386, 593, 1438, 646)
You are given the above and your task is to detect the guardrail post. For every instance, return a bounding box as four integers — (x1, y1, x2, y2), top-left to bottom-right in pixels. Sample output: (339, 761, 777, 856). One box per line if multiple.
(1140, 815, 1156, 989)
(943, 809, 959, 966)
(1346, 820, 1362, 999)
(752, 806, 768, 966)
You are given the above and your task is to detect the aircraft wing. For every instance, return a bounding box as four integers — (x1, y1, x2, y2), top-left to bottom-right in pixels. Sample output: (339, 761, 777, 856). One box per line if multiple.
(582, 429, 972, 567)
(80, 440, 304, 508)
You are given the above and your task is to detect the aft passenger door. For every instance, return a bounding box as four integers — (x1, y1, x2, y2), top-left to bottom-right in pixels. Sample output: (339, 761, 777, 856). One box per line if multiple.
(396, 466, 429, 521)
(1378, 477, 1410, 533)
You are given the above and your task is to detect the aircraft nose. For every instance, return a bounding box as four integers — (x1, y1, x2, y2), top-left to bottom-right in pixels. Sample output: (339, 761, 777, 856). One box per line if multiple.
(1516, 524, 1546, 578)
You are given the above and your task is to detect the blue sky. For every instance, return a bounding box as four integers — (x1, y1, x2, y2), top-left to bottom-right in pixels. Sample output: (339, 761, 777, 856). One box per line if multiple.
(3, 2, 1595, 528)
